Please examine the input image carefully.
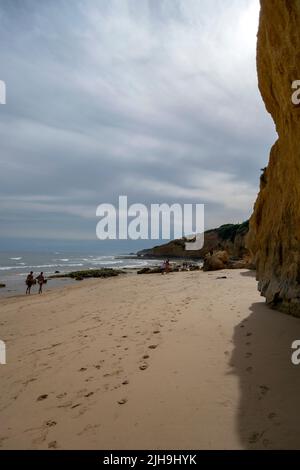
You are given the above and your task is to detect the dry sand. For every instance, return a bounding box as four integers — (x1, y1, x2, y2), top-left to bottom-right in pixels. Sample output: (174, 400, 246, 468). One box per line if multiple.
(1, 268, 300, 449)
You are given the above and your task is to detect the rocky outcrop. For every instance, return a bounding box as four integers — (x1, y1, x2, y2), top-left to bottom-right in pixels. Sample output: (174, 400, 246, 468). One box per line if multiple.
(247, 0, 300, 315)
(203, 251, 229, 271)
(50, 268, 121, 279)
(203, 251, 251, 272)
(137, 264, 201, 275)
(138, 221, 249, 259)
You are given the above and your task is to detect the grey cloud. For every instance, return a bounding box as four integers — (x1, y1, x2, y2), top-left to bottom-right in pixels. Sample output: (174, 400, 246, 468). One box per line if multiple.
(0, 0, 276, 249)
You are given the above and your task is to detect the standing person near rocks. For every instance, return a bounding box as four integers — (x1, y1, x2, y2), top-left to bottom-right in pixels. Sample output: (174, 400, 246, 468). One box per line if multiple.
(165, 259, 170, 274)
(36, 272, 45, 294)
(25, 271, 34, 295)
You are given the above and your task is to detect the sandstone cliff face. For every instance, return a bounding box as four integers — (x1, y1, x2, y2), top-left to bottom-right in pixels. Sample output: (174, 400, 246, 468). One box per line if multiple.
(248, 0, 300, 315)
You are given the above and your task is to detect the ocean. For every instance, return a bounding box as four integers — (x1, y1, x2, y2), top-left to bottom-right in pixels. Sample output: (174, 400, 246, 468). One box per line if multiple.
(0, 251, 161, 297)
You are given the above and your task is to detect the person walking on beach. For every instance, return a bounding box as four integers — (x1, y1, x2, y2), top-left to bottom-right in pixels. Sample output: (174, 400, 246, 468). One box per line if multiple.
(36, 272, 45, 294)
(26, 271, 34, 295)
(161, 259, 171, 275)
(165, 259, 170, 274)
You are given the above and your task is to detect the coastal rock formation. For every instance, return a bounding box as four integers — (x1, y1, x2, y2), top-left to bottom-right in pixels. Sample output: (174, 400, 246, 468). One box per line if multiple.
(203, 250, 250, 272)
(203, 251, 229, 271)
(247, 0, 300, 315)
(50, 268, 120, 279)
(138, 221, 249, 260)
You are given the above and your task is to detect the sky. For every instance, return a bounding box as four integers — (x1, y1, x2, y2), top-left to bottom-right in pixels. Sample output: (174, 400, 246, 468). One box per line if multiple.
(0, 0, 276, 253)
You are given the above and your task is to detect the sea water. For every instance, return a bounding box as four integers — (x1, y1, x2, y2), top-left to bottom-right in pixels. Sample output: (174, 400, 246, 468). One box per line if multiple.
(0, 251, 161, 297)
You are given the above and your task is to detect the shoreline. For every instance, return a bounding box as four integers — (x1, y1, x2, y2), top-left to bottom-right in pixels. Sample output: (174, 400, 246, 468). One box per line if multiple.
(0, 269, 144, 303)
(1, 268, 300, 449)
(0, 259, 202, 299)
(0, 250, 166, 298)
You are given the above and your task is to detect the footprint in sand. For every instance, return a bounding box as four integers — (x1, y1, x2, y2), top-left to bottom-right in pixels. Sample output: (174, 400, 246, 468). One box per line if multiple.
(23, 377, 37, 386)
(0, 437, 8, 448)
(259, 385, 270, 396)
(57, 400, 73, 408)
(37, 394, 48, 402)
(143, 354, 150, 359)
(79, 367, 87, 372)
(139, 363, 148, 371)
(246, 332, 253, 337)
(148, 344, 158, 350)
(45, 420, 57, 427)
(246, 366, 253, 373)
(71, 403, 81, 409)
(118, 398, 128, 405)
(245, 352, 253, 358)
(268, 412, 277, 420)
(48, 440, 58, 449)
(248, 431, 265, 444)
(262, 439, 271, 448)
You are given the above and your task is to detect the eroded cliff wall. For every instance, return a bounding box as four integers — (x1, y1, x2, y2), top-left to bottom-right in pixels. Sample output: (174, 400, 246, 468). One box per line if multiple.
(248, 0, 300, 315)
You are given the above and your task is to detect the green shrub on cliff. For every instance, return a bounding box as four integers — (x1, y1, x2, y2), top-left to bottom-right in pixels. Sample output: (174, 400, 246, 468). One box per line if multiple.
(216, 220, 249, 242)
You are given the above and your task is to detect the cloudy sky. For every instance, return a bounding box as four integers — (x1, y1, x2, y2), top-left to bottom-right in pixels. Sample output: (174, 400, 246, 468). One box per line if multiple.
(0, 0, 276, 252)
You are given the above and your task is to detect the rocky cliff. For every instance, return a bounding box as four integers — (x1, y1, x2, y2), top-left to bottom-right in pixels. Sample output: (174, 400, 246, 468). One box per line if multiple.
(247, 0, 300, 315)
(138, 221, 249, 259)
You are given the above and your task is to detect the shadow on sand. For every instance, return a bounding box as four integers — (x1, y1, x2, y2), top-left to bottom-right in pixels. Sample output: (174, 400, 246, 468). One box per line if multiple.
(239, 270, 256, 278)
(231, 285, 300, 449)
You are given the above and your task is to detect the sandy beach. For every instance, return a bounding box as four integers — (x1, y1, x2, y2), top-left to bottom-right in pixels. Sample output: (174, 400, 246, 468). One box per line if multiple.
(1, 269, 300, 450)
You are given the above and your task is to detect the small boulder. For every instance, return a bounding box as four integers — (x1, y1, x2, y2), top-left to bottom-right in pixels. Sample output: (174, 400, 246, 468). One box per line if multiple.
(189, 265, 200, 271)
(203, 251, 228, 271)
(137, 267, 162, 275)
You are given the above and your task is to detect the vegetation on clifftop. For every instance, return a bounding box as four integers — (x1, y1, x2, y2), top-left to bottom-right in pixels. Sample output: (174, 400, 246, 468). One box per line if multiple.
(214, 221, 249, 242)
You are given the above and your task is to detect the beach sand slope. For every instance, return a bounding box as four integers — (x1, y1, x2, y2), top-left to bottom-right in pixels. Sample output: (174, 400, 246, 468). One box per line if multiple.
(1, 269, 300, 449)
